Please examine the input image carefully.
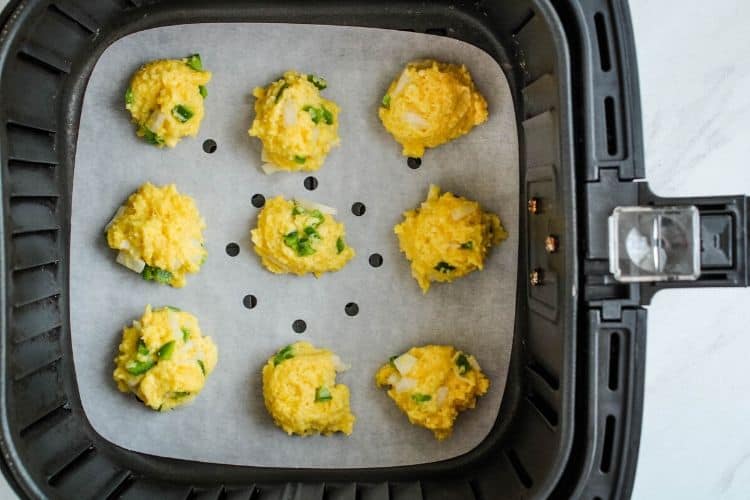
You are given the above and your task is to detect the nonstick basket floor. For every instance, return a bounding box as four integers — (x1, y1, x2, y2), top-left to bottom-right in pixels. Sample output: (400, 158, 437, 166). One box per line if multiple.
(70, 24, 519, 468)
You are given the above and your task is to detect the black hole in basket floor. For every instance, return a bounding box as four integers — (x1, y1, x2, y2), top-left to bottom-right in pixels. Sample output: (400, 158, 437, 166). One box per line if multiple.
(369, 253, 383, 268)
(251, 194, 265, 208)
(425, 28, 448, 36)
(505, 448, 533, 488)
(292, 319, 307, 333)
(608, 332, 620, 391)
(604, 96, 617, 155)
(242, 294, 257, 309)
(225, 242, 240, 257)
(594, 12, 612, 72)
(352, 202, 366, 216)
(600, 415, 616, 472)
(345, 302, 359, 316)
(202, 139, 217, 154)
(304, 176, 318, 191)
(407, 157, 422, 169)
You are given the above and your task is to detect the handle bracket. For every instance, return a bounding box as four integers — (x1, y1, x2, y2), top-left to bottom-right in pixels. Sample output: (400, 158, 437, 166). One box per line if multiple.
(635, 186, 748, 302)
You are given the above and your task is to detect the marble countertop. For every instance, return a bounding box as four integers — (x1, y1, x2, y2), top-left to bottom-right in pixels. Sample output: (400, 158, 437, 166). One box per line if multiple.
(630, 0, 750, 498)
(0, 0, 747, 498)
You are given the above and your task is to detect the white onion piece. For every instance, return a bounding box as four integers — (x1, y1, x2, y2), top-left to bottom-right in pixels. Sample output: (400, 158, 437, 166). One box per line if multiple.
(105, 206, 125, 231)
(451, 204, 475, 221)
(118, 240, 131, 251)
(392, 70, 410, 96)
(261, 162, 283, 175)
(468, 355, 481, 372)
(386, 373, 401, 386)
(402, 111, 429, 128)
(132, 320, 142, 331)
(393, 353, 417, 375)
(394, 377, 416, 393)
(116, 251, 145, 273)
(283, 100, 298, 126)
(436, 386, 449, 405)
(331, 355, 350, 372)
(311, 126, 320, 142)
(168, 311, 181, 341)
(146, 111, 167, 132)
(294, 198, 337, 215)
(260, 147, 270, 163)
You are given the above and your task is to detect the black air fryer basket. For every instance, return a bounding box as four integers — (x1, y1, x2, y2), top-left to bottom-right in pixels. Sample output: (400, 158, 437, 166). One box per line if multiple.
(0, 1, 747, 499)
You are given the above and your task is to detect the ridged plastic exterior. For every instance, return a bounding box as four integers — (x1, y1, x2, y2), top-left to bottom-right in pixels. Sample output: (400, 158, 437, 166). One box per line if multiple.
(0, 0, 617, 498)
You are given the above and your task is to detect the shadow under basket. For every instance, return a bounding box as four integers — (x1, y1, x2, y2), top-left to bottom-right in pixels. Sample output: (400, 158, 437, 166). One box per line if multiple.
(0, 0, 709, 499)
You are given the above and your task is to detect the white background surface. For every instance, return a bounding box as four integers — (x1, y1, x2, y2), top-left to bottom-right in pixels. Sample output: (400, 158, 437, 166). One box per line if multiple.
(0, 0, 747, 497)
(630, 1, 750, 499)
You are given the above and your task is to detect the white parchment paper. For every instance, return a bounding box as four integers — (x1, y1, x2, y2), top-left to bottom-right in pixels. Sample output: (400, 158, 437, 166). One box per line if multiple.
(70, 23, 518, 468)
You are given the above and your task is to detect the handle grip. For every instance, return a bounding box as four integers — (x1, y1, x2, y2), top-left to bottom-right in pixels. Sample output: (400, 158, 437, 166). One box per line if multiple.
(637, 185, 748, 301)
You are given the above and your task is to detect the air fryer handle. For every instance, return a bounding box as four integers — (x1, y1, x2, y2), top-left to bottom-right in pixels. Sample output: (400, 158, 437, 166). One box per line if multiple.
(638, 185, 749, 296)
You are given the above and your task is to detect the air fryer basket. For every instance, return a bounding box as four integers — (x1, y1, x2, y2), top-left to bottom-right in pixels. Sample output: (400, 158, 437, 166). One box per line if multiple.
(1, 0, 747, 499)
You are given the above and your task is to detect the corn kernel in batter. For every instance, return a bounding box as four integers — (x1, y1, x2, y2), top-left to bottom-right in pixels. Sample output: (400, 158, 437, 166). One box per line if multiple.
(125, 55, 211, 147)
(106, 183, 207, 288)
(379, 60, 488, 157)
(251, 197, 354, 277)
(395, 185, 507, 293)
(249, 71, 340, 172)
(263, 342, 355, 436)
(375, 345, 489, 440)
(113, 305, 218, 411)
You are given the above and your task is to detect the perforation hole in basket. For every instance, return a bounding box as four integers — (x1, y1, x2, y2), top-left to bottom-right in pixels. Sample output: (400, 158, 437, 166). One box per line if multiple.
(17, 50, 67, 77)
(47, 445, 95, 486)
(594, 12, 612, 72)
(527, 391, 558, 427)
(292, 319, 306, 333)
(425, 28, 448, 36)
(251, 194, 265, 208)
(243, 294, 257, 310)
(608, 332, 620, 391)
(528, 359, 559, 390)
(368, 253, 383, 268)
(604, 96, 617, 155)
(407, 157, 421, 169)
(202, 139, 217, 154)
(19, 403, 70, 438)
(344, 302, 359, 317)
(47, 4, 96, 35)
(600, 415, 616, 473)
(511, 10, 535, 37)
(303, 176, 318, 191)
(505, 448, 533, 488)
(351, 202, 366, 216)
(225, 242, 239, 257)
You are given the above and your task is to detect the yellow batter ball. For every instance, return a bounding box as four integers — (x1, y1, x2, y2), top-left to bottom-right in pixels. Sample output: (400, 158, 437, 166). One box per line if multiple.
(262, 342, 355, 436)
(113, 305, 218, 411)
(106, 182, 207, 288)
(248, 71, 340, 172)
(375, 345, 489, 440)
(125, 55, 211, 148)
(378, 60, 488, 157)
(251, 197, 355, 277)
(395, 185, 507, 293)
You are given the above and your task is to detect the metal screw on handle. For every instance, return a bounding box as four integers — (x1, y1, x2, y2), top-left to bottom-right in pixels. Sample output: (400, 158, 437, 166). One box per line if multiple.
(545, 235, 559, 254)
(530, 269, 544, 287)
(528, 197, 540, 214)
